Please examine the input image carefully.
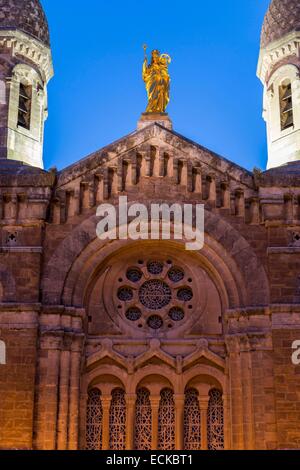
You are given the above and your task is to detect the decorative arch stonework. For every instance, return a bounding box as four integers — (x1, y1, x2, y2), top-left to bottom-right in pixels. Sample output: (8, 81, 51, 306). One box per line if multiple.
(81, 350, 229, 451)
(42, 209, 269, 309)
(41, 197, 269, 451)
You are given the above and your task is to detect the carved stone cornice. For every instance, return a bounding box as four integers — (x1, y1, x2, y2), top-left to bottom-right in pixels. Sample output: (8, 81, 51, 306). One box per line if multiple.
(0, 30, 53, 82)
(257, 31, 300, 84)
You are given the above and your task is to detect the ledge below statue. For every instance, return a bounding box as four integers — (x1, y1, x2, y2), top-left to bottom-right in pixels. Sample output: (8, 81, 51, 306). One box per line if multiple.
(137, 113, 173, 130)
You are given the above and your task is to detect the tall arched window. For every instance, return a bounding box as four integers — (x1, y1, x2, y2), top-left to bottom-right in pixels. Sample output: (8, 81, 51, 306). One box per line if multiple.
(158, 388, 175, 450)
(207, 389, 224, 450)
(279, 81, 294, 131)
(86, 389, 103, 450)
(184, 388, 201, 450)
(18, 82, 32, 130)
(134, 388, 152, 450)
(109, 388, 126, 450)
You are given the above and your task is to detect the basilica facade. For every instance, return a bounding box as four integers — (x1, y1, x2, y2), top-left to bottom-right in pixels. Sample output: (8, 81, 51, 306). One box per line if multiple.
(0, 0, 300, 451)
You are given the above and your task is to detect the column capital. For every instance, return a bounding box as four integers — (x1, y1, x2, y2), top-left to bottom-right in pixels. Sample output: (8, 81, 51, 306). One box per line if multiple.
(102, 395, 112, 408)
(174, 394, 185, 406)
(125, 394, 137, 407)
(198, 396, 210, 411)
(150, 395, 161, 408)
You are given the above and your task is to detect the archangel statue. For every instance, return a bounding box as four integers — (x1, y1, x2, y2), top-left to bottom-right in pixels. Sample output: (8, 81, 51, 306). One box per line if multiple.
(142, 47, 171, 114)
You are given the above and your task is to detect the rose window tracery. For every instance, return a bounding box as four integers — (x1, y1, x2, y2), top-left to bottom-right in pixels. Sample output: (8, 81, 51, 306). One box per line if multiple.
(115, 259, 195, 332)
(168, 307, 185, 322)
(126, 307, 142, 321)
(168, 267, 185, 283)
(139, 280, 172, 310)
(118, 287, 133, 302)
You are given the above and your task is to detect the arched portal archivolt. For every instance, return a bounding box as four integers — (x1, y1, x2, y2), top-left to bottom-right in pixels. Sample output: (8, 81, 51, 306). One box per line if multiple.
(42, 210, 270, 309)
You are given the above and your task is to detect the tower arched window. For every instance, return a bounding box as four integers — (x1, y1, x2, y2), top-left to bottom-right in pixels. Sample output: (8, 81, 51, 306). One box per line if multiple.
(86, 389, 103, 450)
(17, 82, 32, 130)
(184, 388, 201, 450)
(109, 388, 126, 450)
(158, 388, 175, 450)
(134, 388, 152, 450)
(207, 389, 224, 450)
(279, 80, 294, 131)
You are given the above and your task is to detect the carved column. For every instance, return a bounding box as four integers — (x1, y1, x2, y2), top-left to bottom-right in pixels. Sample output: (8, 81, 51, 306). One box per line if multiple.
(57, 334, 72, 450)
(118, 158, 124, 192)
(194, 168, 202, 195)
(181, 161, 188, 187)
(89, 178, 96, 208)
(34, 331, 63, 450)
(68, 334, 84, 450)
(102, 395, 112, 450)
(173, 159, 179, 184)
(103, 168, 109, 200)
(221, 182, 230, 209)
(236, 190, 245, 217)
(208, 174, 216, 204)
(226, 336, 244, 449)
(174, 394, 185, 450)
(10, 194, 17, 220)
(199, 395, 210, 450)
(250, 197, 260, 224)
(125, 394, 136, 450)
(74, 188, 80, 216)
(131, 158, 137, 185)
(240, 336, 255, 450)
(150, 396, 160, 450)
(145, 150, 152, 177)
(159, 150, 165, 177)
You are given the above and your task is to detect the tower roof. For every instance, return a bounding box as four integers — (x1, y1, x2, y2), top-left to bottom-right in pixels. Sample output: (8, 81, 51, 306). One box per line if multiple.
(261, 0, 300, 48)
(0, 0, 50, 47)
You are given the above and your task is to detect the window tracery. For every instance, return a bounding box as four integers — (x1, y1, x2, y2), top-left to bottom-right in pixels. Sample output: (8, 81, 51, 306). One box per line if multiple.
(158, 388, 175, 450)
(109, 388, 126, 450)
(134, 388, 152, 450)
(86, 389, 103, 450)
(207, 389, 224, 450)
(184, 389, 201, 450)
(116, 259, 194, 332)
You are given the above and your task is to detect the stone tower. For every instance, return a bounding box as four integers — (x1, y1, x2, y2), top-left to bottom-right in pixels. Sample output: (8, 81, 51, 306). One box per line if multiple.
(0, 0, 53, 169)
(257, 0, 300, 169)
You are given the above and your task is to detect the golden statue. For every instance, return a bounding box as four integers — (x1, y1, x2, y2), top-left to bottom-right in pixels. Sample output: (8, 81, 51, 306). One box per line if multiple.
(142, 46, 171, 114)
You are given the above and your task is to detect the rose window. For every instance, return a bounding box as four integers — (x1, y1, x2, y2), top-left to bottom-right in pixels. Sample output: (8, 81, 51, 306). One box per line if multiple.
(177, 288, 193, 302)
(168, 307, 185, 322)
(147, 315, 164, 330)
(126, 307, 142, 321)
(147, 261, 164, 275)
(118, 287, 133, 302)
(126, 268, 143, 283)
(139, 280, 172, 310)
(116, 259, 194, 332)
(168, 267, 185, 283)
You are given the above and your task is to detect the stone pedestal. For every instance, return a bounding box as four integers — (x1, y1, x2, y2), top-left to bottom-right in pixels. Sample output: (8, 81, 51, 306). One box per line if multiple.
(137, 112, 173, 130)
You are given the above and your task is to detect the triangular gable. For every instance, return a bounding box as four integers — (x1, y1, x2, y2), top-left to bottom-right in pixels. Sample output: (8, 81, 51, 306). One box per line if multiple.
(56, 123, 254, 190)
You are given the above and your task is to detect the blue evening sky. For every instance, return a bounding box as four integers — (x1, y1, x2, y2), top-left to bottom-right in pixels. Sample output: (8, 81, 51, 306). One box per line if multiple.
(42, 0, 270, 172)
